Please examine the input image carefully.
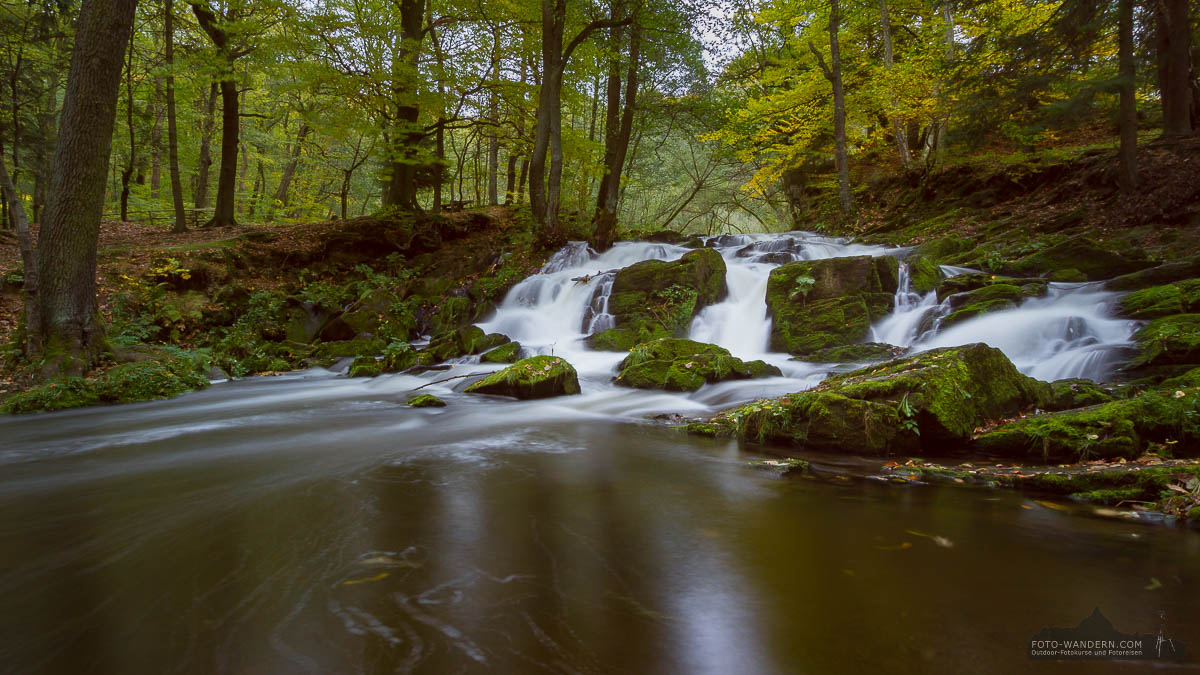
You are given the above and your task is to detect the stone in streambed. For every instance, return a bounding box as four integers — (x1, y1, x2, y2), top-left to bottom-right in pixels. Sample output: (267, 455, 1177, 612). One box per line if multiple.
(614, 338, 781, 392)
(465, 355, 581, 400)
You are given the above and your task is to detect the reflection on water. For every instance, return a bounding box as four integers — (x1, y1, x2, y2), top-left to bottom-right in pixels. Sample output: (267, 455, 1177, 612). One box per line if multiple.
(0, 375, 1197, 673)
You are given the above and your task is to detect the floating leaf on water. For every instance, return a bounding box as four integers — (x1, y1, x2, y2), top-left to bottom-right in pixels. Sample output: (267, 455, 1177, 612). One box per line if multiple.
(1145, 577, 1162, 591)
(874, 542, 912, 551)
(932, 536, 954, 548)
(1034, 500, 1070, 511)
(342, 572, 390, 586)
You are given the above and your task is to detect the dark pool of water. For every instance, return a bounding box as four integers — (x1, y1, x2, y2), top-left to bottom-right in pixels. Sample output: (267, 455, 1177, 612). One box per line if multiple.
(1, 374, 1197, 673)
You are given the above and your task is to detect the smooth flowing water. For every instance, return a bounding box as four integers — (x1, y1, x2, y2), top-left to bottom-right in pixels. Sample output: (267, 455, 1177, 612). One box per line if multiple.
(2, 233, 1191, 673)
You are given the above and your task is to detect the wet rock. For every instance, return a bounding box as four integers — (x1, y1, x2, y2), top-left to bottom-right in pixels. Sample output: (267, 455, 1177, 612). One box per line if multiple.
(1045, 378, 1116, 411)
(793, 343, 905, 363)
(1117, 279, 1200, 320)
(465, 355, 581, 400)
(337, 288, 416, 341)
(1105, 254, 1200, 291)
(312, 337, 386, 360)
(972, 385, 1200, 461)
(692, 344, 1049, 455)
(1131, 314, 1200, 368)
(935, 273, 1047, 302)
(765, 255, 898, 356)
(1006, 236, 1155, 281)
(407, 394, 446, 408)
(905, 255, 941, 294)
(938, 283, 1046, 329)
(426, 325, 509, 362)
(480, 341, 522, 363)
(614, 338, 781, 392)
(603, 248, 727, 346)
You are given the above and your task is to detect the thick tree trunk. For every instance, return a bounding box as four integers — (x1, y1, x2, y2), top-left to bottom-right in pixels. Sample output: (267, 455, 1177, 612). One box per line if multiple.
(208, 78, 239, 227)
(1118, 0, 1138, 193)
(381, 0, 427, 211)
(879, 0, 911, 168)
(592, 16, 639, 252)
(529, 0, 563, 235)
(36, 0, 139, 373)
(165, 0, 187, 232)
(194, 81, 217, 210)
(1156, 0, 1194, 136)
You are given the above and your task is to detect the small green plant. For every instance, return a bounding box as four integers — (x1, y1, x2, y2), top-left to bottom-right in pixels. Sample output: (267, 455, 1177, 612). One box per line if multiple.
(788, 274, 816, 301)
(898, 392, 920, 435)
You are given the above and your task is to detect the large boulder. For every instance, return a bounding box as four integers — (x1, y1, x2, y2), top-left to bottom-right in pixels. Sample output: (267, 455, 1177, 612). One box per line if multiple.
(465, 355, 581, 399)
(765, 255, 898, 356)
(1105, 254, 1200, 291)
(614, 338, 781, 392)
(589, 249, 726, 351)
(690, 344, 1049, 455)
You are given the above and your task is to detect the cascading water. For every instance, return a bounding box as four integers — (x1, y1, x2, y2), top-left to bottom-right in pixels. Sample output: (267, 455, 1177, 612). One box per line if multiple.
(479, 232, 1140, 401)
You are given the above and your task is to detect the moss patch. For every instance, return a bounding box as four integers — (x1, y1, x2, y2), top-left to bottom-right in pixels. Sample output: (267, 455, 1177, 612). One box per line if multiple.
(614, 338, 781, 392)
(1119, 280, 1200, 320)
(3, 351, 210, 414)
(765, 256, 899, 355)
(407, 394, 446, 408)
(465, 355, 581, 400)
(1132, 314, 1200, 368)
(605, 248, 727, 343)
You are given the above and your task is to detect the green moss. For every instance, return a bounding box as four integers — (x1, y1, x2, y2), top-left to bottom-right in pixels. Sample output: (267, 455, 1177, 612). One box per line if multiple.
(426, 325, 509, 362)
(313, 337, 386, 360)
(1045, 378, 1115, 411)
(1006, 236, 1154, 280)
(348, 357, 383, 378)
(587, 329, 644, 352)
(1162, 367, 1200, 389)
(605, 249, 727, 342)
(427, 295, 473, 335)
(936, 273, 1047, 302)
(481, 341, 522, 363)
(912, 235, 973, 264)
(765, 256, 898, 355)
(1069, 488, 1145, 505)
(464, 355, 581, 400)
(407, 394, 446, 408)
(794, 343, 902, 363)
(1119, 280, 1200, 320)
(3, 351, 210, 414)
(907, 256, 941, 294)
(941, 298, 1019, 329)
(1132, 314, 1200, 368)
(614, 338, 781, 392)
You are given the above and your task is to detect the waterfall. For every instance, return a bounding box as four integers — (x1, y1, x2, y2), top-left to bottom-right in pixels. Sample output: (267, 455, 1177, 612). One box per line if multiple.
(479, 232, 1140, 388)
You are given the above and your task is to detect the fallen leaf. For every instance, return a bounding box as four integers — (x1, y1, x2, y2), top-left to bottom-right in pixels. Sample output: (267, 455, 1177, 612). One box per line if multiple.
(1145, 577, 1162, 591)
(342, 572, 390, 586)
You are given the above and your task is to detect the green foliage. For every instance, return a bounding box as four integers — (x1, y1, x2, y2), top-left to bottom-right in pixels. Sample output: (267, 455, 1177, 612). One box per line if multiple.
(2, 351, 210, 414)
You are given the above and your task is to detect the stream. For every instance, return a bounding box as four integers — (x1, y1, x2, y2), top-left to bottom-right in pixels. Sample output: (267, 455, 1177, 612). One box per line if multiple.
(1, 232, 1196, 672)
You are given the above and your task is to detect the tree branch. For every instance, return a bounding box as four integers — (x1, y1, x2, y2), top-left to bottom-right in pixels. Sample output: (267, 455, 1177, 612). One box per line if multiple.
(807, 41, 833, 82)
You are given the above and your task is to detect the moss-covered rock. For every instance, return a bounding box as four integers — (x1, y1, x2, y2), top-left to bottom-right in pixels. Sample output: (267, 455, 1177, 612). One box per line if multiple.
(425, 325, 509, 362)
(974, 385, 1199, 461)
(1118, 280, 1200, 320)
(935, 273, 1048, 302)
(765, 255, 899, 355)
(1132, 314, 1200, 368)
(912, 235, 973, 264)
(939, 283, 1041, 328)
(613, 338, 781, 392)
(336, 288, 417, 341)
(587, 329, 640, 352)
(407, 394, 446, 408)
(906, 255, 941, 294)
(2, 351, 211, 414)
(1162, 367, 1200, 389)
(794, 342, 904, 363)
(464, 355, 581, 400)
(709, 392, 914, 456)
(312, 337, 386, 360)
(481, 341, 522, 363)
(605, 248, 727, 344)
(1105, 254, 1200, 291)
(1045, 378, 1116, 411)
(816, 344, 1050, 444)
(689, 344, 1049, 455)
(426, 295, 473, 335)
(1006, 236, 1155, 281)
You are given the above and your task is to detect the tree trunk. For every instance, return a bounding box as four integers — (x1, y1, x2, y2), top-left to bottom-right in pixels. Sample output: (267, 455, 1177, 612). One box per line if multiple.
(194, 81, 217, 210)
(119, 29, 135, 222)
(165, 0, 187, 232)
(381, 0, 427, 210)
(150, 79, 163, 199)
(487, 25, 501, 206)
(36, 0, 139, 373)
(1118, 0, 1138, 193)
(879, 0, 911, 168)
(1156, 0, 1194, 136)
(529, 0, 563, 236)
(592, 13, 639, 252)
(810, 0, 853, 217)
(1, 156, 40, 357)
(208, 78, 239, 227)
(268, 122, 310, 219)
